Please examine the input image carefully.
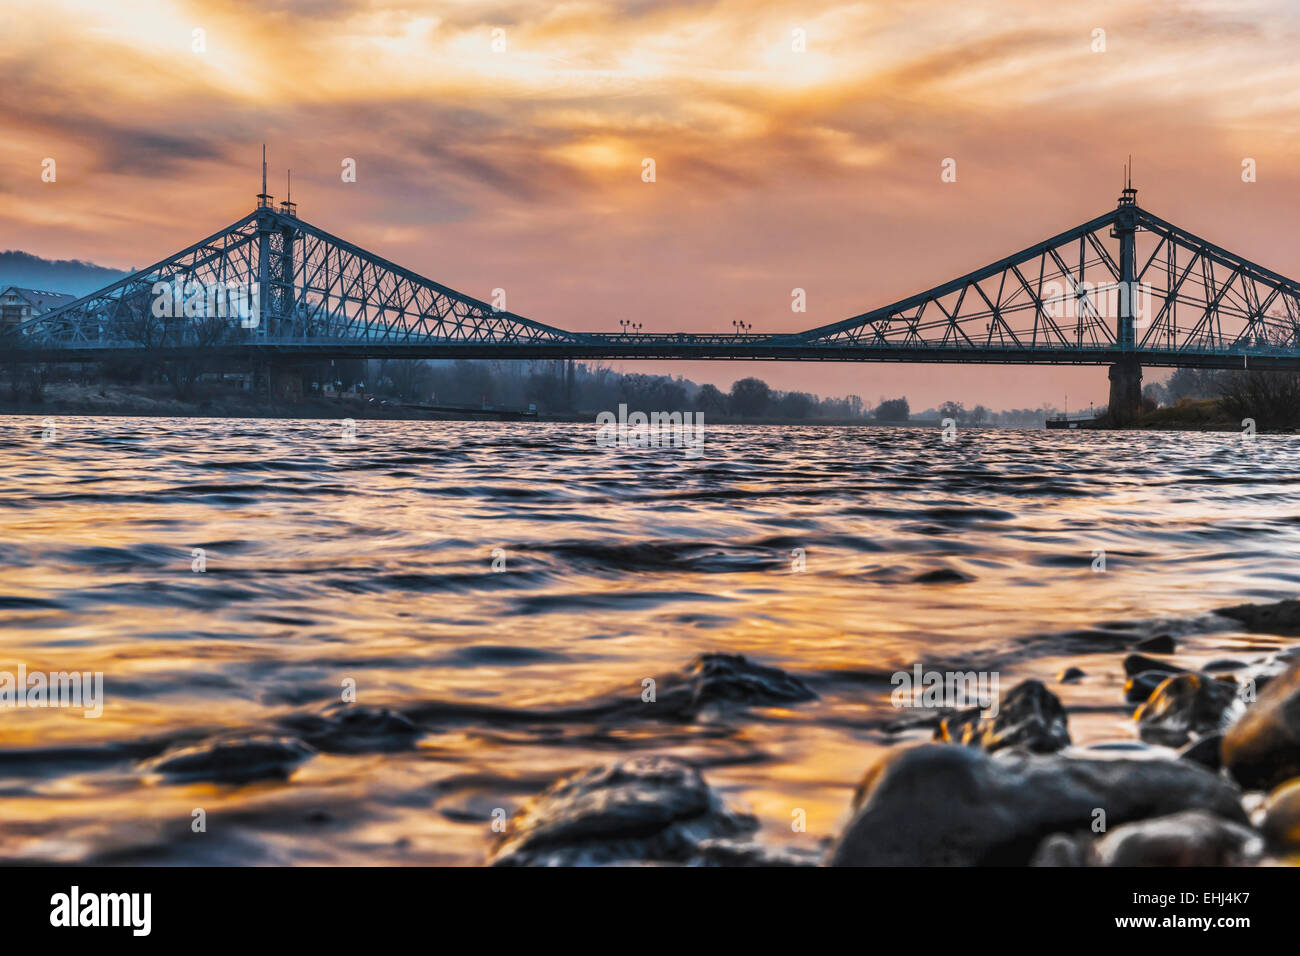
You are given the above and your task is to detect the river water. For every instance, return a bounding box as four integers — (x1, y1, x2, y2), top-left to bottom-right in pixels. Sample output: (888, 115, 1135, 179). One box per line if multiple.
(1, 417, 1297, 864)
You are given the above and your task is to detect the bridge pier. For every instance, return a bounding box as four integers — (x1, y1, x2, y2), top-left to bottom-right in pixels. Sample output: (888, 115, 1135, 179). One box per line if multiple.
(251, 357, 305, 401)
(1105, 172, 1144, 426)
(1107, 359, 1143, 424)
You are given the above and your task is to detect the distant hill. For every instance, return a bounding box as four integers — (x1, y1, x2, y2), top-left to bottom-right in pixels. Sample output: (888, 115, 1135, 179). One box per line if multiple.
(0, 250, 126, 297)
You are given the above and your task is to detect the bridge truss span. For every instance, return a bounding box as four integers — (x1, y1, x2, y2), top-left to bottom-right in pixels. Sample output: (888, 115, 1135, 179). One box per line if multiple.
(793, 203, 1300, 364)
(12, 206, 581, 356)
(9, 188, 1300, 372)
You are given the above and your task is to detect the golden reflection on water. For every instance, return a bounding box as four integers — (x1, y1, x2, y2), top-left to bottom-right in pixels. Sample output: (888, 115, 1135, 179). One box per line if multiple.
(1, 417, 1297, 863)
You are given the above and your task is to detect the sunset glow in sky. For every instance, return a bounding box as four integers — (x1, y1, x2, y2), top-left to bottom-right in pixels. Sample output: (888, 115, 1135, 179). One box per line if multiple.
(3, 0, 1300, 407)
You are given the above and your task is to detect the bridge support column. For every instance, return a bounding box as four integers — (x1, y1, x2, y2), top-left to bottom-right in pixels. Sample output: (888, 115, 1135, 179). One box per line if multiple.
(270, 363, 304, 401)
(251, 357, 305, 402)
(1107, 359, 1143, 425)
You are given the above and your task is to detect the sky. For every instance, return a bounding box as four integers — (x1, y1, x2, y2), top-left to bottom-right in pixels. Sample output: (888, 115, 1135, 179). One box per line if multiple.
(3, 0, 1299, 409)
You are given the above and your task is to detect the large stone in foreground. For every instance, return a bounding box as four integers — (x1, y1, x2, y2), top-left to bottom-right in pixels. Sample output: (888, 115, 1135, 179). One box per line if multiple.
(1222, 658, 1300, 790)
(1091, 810, 1262, 866)
(1261, 778, 1300, 848)
(1032, 810, 1263, 866)
(829, 744, 1246, 866)
(489, 756, 757, 866)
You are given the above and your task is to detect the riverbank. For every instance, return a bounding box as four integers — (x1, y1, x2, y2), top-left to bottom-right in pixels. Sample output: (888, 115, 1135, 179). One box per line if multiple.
(1093, 397, 1297, 432)
(7, 385, 1295, 434)
(0, 382, 485, 421)
(1126, 397, 1240, 431)
(0, 383, 944, 426)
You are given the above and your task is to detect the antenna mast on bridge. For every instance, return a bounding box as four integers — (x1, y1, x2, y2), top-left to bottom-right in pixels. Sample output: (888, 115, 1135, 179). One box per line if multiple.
(256, 144, 274, 208)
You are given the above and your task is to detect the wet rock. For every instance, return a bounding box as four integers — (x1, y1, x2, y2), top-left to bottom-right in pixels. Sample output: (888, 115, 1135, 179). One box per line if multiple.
(1134, 674, 1240, 747)
(1092, 811, 1263, 866)
(690, 838, 824, 867)
(1177, 733, 1223, 772)
(489, 756, 757, 866)
(146, 736, 315, 784)
(1134, 634, 1176, 654)
(911, 568, 971, 584)
(1125, 671, 1170, 704)
(1260, 778, 1300, 847)
(1058, 667, 1085, 684)
(1123, 654, 1185, 678)
(828, 744, 1246, 866)
(1218, 599, 1300, 635)
(278, 703, 421, 753)
(1223, 658, 1300, 790)
(1033, 811, 1263, 867)
(1030, 833, 1092, 867)
(936, 679, 1070, 754)
(404, 654, 817, 729)
(656, 653, 817, 718)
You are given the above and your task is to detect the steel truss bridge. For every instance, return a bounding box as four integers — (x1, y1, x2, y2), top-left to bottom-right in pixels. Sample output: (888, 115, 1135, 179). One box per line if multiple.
(8, 186, 1300, 376)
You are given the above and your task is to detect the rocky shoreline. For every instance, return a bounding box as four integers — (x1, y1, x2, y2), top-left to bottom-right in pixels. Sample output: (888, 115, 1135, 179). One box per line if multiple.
(480, 598, 1300, 866)
(20, 599, 1300, 866)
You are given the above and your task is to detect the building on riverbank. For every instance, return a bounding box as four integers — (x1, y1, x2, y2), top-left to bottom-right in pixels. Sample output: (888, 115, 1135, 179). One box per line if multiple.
(0, 286, 77, 333)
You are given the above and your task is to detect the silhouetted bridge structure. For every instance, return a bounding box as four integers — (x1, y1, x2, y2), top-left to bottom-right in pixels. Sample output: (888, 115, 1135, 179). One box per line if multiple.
(8, 181, 1300, 417)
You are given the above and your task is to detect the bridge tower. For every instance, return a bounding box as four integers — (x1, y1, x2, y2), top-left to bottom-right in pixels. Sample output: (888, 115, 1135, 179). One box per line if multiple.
(251, 148, 304, 398)
(1107, 161, 1143, 422)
